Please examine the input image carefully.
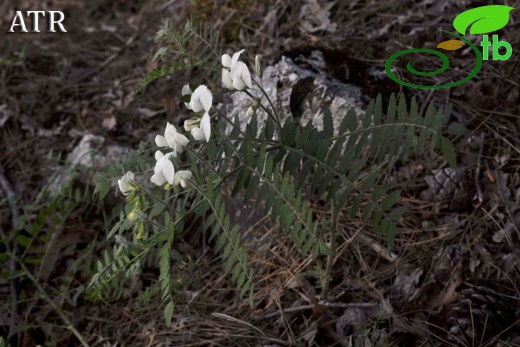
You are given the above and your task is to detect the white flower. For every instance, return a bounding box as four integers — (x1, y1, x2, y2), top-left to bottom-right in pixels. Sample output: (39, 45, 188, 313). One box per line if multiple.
(182, 84, 193, 110)
(155, 122, 189, 156)
(222, 49, 252, 91)
(118, 171, 135, 196)
(151, 152, 175, 186)
(222, 49, 244, 69)
(173, 170, 192, 188)
(154, 150, 166, 161)
(190, 112, 211, 142)
(189, 85, 213, 113)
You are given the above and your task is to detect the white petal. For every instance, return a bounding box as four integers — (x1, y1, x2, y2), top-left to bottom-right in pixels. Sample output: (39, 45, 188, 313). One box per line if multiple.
(174, 143, 185, 154)
(173, 173, 181, 186)
(230, 62, 251, 90)
(181, 84, 192, 96)
(230, 61, 246, 78)
(181, 170, 192, 180)
(222, 54, 232, 68)
(241, 65, 252, 89)
(117, 179, 126, 195)
(161, 158, 175, 185)
(164, 124, 182, 149)
(154, 156, 166, 174)
(164, 151, 176, 159)
(191, 85, 212, 112)
(119, 171, 135, 195)
(231, 49, 245, 67)
(189, 88, 201, 111)
(200, 112, 211, 142)
(174, 171, 192, 187)
(155, 150, 164, 161)
(189, 99, 202, 113)
(182, 85, 192, 109)
(233, 78, 245, 91)
(165, 122, 176, 134)
(155, 135, 168, 147)
(151, 173, 166, 186)
(222, 68, 234, 89)
(175, 133, 190, 147)
(199, 88, 213, 112)
(191, 127, 204, 141)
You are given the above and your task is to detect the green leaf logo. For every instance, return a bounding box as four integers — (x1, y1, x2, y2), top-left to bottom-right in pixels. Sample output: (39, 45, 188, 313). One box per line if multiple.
(453, 5, 514, 35)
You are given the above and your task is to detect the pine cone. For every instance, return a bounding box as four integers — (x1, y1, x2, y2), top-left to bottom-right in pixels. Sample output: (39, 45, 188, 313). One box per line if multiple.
(447, 284, 517, 345)
(420, 168, 471, 210)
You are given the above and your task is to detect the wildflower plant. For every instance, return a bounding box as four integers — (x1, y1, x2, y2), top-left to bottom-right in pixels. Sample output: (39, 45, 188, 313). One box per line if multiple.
(91, 18, 464, 326)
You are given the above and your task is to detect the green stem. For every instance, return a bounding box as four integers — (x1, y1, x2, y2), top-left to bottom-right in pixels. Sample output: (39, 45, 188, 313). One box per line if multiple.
(321, 199, 339, 299)
(246, 85, 282, 140)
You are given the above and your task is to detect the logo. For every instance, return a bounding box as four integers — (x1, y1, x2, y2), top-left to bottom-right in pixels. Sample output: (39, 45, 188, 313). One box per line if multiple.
(7, 11, 67, 33)
(385, 5, 514, 89)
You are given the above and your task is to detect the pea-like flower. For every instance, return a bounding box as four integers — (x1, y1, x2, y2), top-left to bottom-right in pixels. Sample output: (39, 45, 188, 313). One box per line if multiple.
(155, 122, 189, 156)
(188, 85, 213, 113)
(222, 49, 252, 91)
(118, 171, 135, 196)
(221, 49, 244, 70)
(190, 112, 211, 142)
(173, 170, 192, 188)
(150, 151, 175, 187)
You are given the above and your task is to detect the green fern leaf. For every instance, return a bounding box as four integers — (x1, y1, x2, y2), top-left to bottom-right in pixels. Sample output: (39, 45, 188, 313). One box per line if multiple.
(322, 108, 334, 138)
(94, 172, 111, 200)
(164, 301, 174, 327)
(440, 136, 457, 167)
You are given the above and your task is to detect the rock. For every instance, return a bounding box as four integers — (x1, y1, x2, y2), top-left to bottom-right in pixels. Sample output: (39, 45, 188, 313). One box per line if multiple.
(48, 133, 131, 196)
(67, 134, 129, 171)
(221, 51, 366, 137)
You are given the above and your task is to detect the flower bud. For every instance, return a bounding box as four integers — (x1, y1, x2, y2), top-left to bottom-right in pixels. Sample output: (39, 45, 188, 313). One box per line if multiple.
(128, 211, 139, 221)
(135, 221, 146, 240)
(247, 97, 261, 117)
(255, 54, 263, 78)
(247, 105, 255, 117)
(184, 118, 200, 131)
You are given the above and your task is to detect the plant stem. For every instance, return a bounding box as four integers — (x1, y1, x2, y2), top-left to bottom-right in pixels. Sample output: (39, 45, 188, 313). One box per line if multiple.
(321, 199, 339, 299)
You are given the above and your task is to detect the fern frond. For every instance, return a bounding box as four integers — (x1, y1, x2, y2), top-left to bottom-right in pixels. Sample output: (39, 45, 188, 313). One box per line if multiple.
(196, 175, 254, 300)
(229, 93, 463, 247)
(87, 244, 148, 300)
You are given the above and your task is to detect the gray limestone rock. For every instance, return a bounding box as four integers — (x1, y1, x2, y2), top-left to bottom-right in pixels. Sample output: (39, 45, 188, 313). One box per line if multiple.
(48, 134, 130, 195)
(221, 51, 366, 137)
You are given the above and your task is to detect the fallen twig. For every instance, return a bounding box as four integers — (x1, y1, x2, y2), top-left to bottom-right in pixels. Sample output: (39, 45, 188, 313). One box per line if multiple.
(474, 133, 485, 205)
(261, 301, 378, 319)
(357, 232, 399, 262)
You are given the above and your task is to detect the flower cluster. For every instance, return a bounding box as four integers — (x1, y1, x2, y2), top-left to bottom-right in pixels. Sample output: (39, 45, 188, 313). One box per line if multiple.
(118, 49, 259, 197)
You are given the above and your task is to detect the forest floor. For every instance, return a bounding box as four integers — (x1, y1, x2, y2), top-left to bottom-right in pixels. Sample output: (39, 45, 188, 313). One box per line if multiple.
(1, 0, 520, 346)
